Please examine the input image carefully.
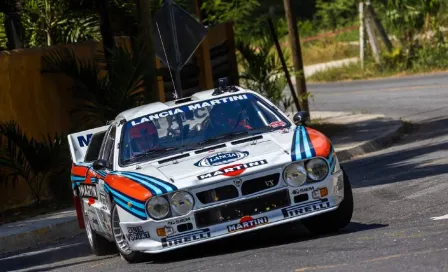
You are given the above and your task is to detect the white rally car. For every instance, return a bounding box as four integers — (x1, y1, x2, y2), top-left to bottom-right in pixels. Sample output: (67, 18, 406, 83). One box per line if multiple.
(68, 81, 353, 263)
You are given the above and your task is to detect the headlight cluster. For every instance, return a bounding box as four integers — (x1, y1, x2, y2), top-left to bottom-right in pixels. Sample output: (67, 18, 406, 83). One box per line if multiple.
(146, 190, 194, 220)
(283, 158, 329, 186)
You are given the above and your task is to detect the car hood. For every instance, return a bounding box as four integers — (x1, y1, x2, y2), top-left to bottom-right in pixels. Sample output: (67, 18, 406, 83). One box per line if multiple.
(132, 132, 295, 191)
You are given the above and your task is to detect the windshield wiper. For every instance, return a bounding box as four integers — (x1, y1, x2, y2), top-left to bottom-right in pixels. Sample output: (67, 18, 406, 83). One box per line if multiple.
(123, 147, 179, 163)
(195, 131, 249, 148)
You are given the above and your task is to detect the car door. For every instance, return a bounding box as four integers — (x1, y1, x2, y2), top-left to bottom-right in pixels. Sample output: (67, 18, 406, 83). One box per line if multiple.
(90, 125, 117, 239)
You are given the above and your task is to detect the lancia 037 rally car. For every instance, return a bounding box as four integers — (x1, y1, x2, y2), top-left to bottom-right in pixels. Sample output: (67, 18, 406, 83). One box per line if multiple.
(68, 80, 353, 263)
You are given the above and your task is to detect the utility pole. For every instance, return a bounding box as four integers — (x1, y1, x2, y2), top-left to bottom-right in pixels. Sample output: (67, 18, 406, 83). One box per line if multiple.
(98, 0, 116, 66)
(359, 2, 365, 69)
(136, 0, 159, 102)
(283, 0, 309, 113)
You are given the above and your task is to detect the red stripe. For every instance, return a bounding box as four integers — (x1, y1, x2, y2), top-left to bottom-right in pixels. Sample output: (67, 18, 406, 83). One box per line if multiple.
(105, 175, 152, 201)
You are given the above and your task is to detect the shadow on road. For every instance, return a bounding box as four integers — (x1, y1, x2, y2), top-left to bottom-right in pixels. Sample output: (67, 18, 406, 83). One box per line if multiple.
(144, 221, 388, 265)
(343, 117, 448, 189)
(0, 234, 113, 272)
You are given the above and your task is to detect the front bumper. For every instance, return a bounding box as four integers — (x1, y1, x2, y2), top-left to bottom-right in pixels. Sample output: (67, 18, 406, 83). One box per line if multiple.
(119, 169, 345, 253)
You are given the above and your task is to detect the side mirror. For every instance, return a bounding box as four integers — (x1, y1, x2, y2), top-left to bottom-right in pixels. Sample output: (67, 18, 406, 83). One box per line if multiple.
(293, 111, 310, 126)
(93, 159, 107, 170)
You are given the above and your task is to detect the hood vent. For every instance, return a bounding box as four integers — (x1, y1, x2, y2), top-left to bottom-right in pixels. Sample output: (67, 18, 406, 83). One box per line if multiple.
(158, 153, 190, 164)
(194, 144, 226, 154)
(231, 135, 263, 145)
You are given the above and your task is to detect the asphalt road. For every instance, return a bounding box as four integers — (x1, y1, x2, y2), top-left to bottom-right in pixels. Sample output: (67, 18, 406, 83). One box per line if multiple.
(2, 72, 448, 272)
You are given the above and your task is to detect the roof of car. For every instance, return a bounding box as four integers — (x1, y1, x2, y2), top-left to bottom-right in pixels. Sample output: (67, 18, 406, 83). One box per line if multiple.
(114, 86, 254, 122)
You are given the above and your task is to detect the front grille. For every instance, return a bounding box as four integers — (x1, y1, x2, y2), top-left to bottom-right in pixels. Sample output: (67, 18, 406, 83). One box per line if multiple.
(196, 185, 239, 204)
(195, 189, 290, 228)
(241, 173, 280, 196)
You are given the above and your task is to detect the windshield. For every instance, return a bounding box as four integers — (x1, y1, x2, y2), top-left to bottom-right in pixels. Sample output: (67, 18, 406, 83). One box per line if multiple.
(119, 93, 290, 165)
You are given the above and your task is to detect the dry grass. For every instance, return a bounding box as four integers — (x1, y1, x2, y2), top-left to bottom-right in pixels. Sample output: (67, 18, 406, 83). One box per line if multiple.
(281, 38, 359, 66)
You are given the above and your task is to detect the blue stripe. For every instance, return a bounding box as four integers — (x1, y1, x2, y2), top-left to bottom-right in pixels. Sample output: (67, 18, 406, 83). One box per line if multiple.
(293, 126, 303, 161)
(114, 198, 147, 220)
(104, 184, 146, 210)
(112, 173, 164, 195)
(301, 127, 312, 158)
(304, 127, 316, 157)
(291, 127, 297, 161)
(70, 176, 85, 181)
(122, 172, 177, 193)
(97, 171, 107, 177)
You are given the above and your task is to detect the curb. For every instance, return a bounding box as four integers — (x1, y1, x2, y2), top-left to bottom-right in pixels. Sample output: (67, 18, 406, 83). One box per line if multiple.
(0, 218, 83, 255)
(335, 119, 407, 163)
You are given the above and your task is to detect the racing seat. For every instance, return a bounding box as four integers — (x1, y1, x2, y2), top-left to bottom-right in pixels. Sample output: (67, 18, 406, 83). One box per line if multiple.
(129, 121, 159, 155)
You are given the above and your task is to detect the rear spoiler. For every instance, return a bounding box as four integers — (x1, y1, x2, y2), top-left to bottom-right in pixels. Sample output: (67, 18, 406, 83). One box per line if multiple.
(67, 125, 109, 163)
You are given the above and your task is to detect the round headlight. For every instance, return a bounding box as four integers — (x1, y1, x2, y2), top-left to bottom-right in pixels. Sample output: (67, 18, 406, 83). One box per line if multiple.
(283, 162, 307, 186)
(170, 191, 194, 216)
(146, 196, 170, 219)
(306, 158, 329, 181)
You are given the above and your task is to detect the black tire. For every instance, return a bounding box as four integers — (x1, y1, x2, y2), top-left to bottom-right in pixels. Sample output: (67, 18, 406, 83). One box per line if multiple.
(81, 202, 116, 256)
(110, 202, 147, 263)
(302, 167, 354, 236)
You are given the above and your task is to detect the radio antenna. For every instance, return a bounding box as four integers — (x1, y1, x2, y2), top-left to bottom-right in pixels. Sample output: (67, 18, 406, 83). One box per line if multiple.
(155, 22, 178, 100)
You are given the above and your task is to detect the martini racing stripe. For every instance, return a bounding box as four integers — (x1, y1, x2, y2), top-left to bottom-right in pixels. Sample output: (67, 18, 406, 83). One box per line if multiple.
(104, 184, 146, 210)
(97, 170, 107, 177)
(104, 184, 147, 220)
(71, 175, 85, 182)
(121, 172, 177, 192)
(291, 126, 315, 161)
(115, 198, 147, 220)
(327, 146, 336, 173)
(111, 172, 177, 195)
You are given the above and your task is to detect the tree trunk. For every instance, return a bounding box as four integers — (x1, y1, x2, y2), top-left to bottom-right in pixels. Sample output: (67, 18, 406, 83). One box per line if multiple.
(135, 0, 159, 102)
(3, 0, 25, 50)
(98, 0, 116, 69)
(283, 0, 309, 113)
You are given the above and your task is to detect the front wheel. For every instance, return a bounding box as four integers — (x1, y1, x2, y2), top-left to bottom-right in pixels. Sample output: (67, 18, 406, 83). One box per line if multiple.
(81, 201, 116, 256)
(302, 168, 354, 235)
(111, 202, 147, 263)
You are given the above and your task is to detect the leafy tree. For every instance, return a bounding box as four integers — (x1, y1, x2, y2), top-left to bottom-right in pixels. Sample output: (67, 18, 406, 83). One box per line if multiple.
(314, 0, 358, 31)
(0, 121, 66, 205)
(22, 0, 101, 47)
(41, 39, 157, 129)
(237, 32, 293, 111)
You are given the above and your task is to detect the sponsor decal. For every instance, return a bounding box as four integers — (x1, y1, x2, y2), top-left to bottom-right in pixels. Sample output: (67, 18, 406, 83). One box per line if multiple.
(278, 128, 290, 134)
(282, 201, 331, 219)
(162, 228, 211, 248)
(126, 226, 150, 241)
(269, 121, 286, 128)
(197, 159, 268, 180)
(194, 151, 249, 167)
(167, 217, 191, 226)
(99, 190, 111, 210)
(227, 216, 269, 233)
(131, 94, 249, 127)
(92, 218, 99, 225)
(78, 184, 98, 199)
(292, 186, 315, 195)
(265, 179, 275, 188)
(77, 134, 93, 147)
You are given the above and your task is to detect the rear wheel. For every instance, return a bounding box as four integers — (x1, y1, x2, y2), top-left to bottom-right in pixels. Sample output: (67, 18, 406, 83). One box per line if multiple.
(81, 201, 116, 256)
(302, 168, 354, 235)
(111, 202, 146, 263)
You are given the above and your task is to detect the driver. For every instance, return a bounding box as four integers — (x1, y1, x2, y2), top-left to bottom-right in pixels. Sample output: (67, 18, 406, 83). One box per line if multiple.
(129, 121, 159, 155)
(205, 102, 252, 138)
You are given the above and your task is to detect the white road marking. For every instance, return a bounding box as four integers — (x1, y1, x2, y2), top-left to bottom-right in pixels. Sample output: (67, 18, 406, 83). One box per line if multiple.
(431, 214, 448, 220)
